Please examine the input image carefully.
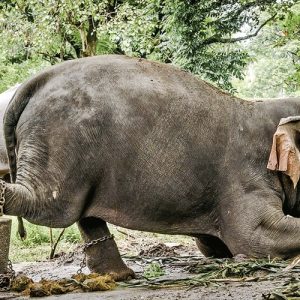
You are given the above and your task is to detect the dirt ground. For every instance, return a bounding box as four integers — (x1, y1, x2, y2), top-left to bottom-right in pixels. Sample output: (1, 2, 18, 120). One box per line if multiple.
(1, 235, 299, 299)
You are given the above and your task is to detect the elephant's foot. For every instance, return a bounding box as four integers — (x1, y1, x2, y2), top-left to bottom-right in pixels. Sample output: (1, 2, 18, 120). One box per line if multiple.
(78, 217, 135, 281)
(88, 260, 135, 281)
(232, 253, 249, 262)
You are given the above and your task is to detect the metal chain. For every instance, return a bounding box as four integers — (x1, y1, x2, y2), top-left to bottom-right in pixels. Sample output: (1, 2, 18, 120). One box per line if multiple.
(0, 180, 6, 216)
(77, 234, 114, 274)
(0, 259, 15, 292)
(0, 180, 14, 292)
(0, 234, 114, 290)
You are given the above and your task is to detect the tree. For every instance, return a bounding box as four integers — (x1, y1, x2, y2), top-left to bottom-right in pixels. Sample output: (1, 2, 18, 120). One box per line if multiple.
(232, 3, 300, 98)
(0, 0, 299, 92)
(159, 0, 298, 90)
(0, 1, 118, 62)
(275, 3, 300, 88)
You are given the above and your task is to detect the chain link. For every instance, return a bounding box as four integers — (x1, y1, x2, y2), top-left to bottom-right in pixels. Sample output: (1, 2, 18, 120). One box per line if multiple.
(0, 260, 15, 292)
(77, 234, 114, 274)
(0, 234, 114, 293)
(0, 234, 114, 290)
(0, 180, 14, 292)
(0, 235, 114, 290)
(0, 180, 6, 216)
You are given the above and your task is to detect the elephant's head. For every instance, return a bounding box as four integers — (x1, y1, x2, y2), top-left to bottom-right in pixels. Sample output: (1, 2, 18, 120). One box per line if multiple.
(267, 116, 300, 216)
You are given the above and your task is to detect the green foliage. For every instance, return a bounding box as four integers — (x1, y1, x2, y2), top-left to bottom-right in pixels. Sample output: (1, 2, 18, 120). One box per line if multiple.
(160, 0, 296, 91)
(233, 54, 300, 98)
(63, 226, 82, 243)
(143, 262, 165, 279)
(0, 58, 49, 93)
(21, 225, 50, 246)
(1, 0, 298, 92)
(104, 1, 163, 58)
(96, 34, 118, 55)
(276, 4, 300, 89)
(11, 219, 81, 249)
(233, 3, 300, 98)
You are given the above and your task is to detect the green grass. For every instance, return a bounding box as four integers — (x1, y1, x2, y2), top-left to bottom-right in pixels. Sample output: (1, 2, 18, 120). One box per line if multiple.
(7, 217, 195, 263)
(10, 218, 82, 262)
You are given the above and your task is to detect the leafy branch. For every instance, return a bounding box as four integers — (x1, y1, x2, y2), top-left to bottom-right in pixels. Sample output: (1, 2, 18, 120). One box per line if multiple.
(202, 14, 277, 45)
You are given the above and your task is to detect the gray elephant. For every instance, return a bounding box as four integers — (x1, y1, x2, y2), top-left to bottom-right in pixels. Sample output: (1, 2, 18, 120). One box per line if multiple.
(1, 55, 300, 280)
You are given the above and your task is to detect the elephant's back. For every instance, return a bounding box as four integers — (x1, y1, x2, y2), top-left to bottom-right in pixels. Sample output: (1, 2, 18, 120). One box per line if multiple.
(12, 55, 242, 189)
(16, 54, 240, 111)
(15, 55, 243, 134)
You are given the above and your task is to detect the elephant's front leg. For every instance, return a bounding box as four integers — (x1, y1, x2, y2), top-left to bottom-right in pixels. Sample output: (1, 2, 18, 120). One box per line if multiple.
(78, 217, 135, 281)
(222, 194, 300, 258)
(250, 207, 300, 258)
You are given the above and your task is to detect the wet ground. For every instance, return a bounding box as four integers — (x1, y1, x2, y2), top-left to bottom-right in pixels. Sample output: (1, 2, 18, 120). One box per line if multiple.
(1, 242, 298, 299)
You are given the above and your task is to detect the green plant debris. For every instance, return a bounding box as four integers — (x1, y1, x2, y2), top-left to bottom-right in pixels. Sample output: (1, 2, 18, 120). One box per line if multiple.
(143, 262, 165, 279)
(120, 257, 293, 290)
(188, 258, 284, 279)
(266, 277, 300, 300)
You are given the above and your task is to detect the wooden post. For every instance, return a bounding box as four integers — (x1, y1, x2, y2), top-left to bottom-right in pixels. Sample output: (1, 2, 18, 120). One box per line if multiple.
(0, 217, 11, 273)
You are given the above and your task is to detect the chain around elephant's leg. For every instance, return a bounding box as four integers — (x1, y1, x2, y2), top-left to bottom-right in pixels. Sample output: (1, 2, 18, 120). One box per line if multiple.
(77, 217, 135, 281)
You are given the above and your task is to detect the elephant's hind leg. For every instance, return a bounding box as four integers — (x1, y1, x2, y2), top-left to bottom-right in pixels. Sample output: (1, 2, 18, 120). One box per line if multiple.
(78, 217, 135, 281)
(196, 234, 233, 258)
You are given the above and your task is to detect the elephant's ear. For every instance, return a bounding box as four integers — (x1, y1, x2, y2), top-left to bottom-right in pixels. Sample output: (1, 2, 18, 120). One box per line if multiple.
(267, 116, 300, 188)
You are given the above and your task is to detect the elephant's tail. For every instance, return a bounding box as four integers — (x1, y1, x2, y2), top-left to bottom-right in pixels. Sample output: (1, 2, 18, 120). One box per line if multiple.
(3, 72, 52, 240)
(3, 72, 52, 183)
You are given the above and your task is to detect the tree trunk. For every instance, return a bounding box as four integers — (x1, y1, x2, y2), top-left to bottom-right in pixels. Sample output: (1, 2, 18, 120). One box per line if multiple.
(82, 16, 98, 57)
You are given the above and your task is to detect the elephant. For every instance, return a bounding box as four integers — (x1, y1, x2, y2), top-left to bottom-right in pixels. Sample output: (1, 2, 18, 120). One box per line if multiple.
(1, 54, 300, 280)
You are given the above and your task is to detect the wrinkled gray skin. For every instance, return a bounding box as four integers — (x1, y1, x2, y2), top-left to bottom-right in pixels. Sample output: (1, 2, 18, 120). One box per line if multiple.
(0, 84, 26, 239)
(0, 85, 19, 177)
(2, 55, 300, 280)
